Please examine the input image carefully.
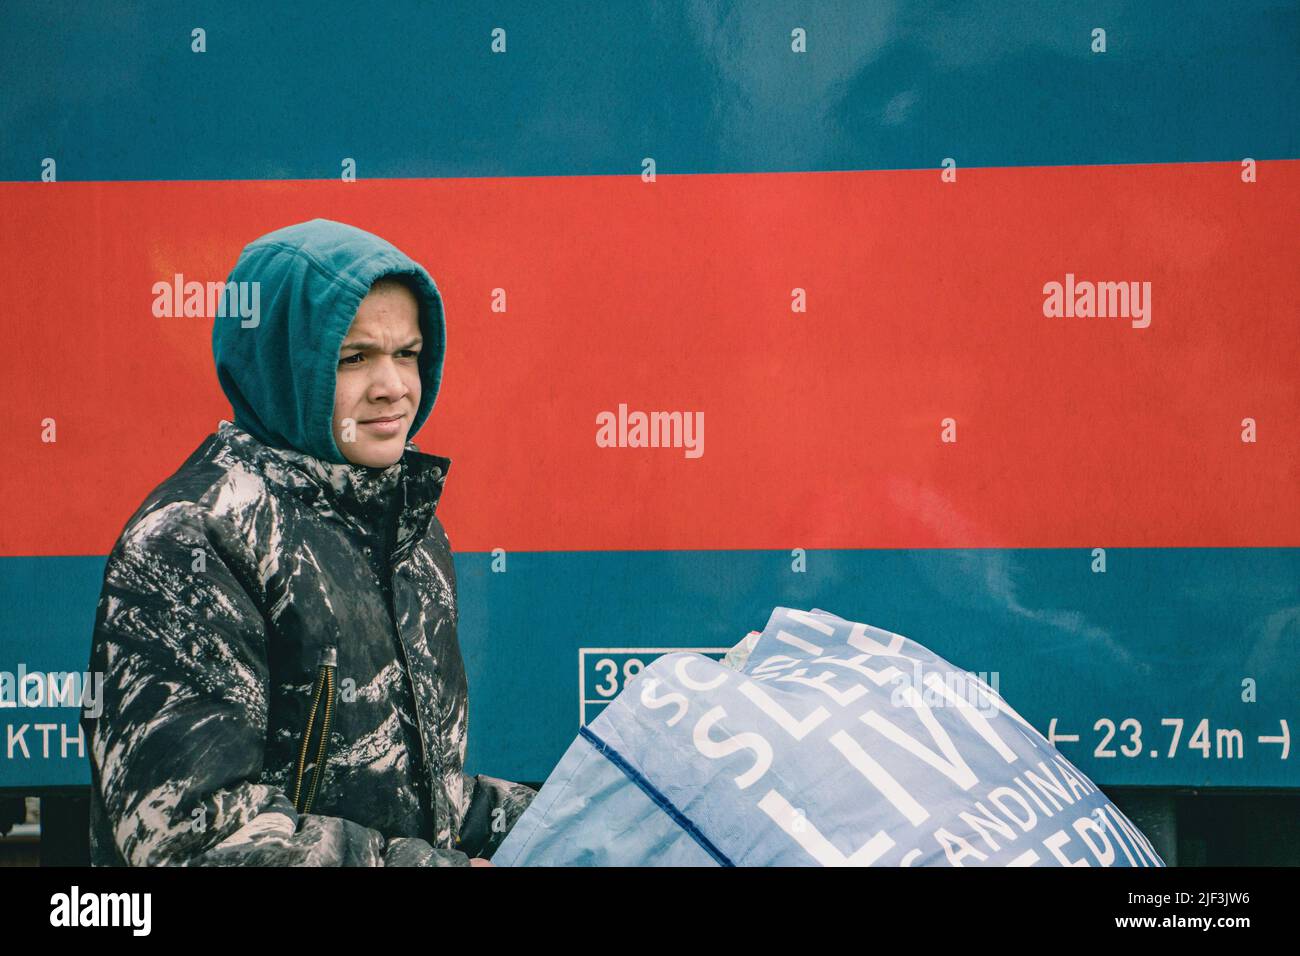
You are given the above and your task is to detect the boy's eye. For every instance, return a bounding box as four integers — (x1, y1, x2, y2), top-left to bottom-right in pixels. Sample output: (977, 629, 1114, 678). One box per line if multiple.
(339, 349, 418, 366)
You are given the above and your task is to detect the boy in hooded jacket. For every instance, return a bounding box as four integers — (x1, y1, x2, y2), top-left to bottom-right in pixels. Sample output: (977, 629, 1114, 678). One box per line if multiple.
(82, 218, 535, 866)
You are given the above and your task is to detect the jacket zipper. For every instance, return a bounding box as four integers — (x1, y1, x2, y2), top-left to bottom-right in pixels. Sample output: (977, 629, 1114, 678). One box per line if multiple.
(291, 646, 337, 815)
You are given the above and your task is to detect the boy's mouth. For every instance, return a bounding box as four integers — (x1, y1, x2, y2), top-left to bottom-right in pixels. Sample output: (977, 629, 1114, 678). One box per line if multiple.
(358, 413, 406, 436)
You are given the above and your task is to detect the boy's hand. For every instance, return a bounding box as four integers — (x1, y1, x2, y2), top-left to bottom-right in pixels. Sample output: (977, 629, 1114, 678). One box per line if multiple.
(469, 857, 494, 867)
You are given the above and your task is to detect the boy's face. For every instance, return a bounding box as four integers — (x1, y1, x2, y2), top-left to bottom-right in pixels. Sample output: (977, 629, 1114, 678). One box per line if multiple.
(332, 280, 423, 467)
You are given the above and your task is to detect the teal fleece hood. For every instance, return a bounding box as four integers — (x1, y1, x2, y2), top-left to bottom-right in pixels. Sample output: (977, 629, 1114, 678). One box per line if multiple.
(212, 218, 447, 464)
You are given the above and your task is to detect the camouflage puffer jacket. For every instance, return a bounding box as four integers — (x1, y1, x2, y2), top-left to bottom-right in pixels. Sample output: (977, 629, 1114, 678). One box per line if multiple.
(82, 419, 535, 866)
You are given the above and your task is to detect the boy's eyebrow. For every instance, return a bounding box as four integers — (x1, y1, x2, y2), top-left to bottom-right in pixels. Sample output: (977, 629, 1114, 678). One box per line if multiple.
(339, 337, 422, 352)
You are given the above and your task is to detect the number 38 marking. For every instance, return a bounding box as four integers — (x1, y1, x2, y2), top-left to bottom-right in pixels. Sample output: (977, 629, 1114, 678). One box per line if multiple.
(593, 657, 646, 698)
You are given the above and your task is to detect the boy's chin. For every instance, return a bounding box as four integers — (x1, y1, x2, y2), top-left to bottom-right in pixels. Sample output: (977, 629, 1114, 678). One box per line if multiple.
(340, 436, 406, 468)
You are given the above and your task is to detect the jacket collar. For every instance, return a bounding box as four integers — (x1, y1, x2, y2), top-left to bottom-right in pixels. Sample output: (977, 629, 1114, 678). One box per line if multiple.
(214, 420, 451, 541)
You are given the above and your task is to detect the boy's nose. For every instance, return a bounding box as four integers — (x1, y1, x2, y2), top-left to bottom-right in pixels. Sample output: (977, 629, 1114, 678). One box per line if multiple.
(369, 358, 406, 397)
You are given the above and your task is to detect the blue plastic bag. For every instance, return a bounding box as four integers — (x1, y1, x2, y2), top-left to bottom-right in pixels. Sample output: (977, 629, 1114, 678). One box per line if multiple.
(494, 607, 1165, 867)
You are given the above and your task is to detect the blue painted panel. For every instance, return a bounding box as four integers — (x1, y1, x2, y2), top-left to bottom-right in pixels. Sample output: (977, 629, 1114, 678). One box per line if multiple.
(2, 1, 1297, 183)
(3, 548, 1295, 789)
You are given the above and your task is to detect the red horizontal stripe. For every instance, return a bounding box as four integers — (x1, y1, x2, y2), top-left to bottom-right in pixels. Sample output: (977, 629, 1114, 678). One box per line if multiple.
(1, 164, 1296, 555)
